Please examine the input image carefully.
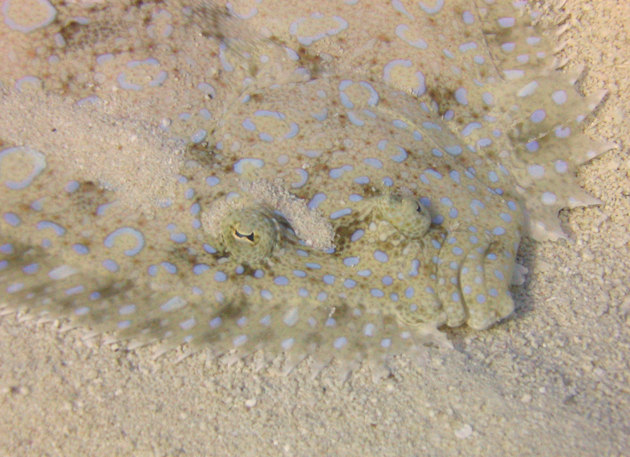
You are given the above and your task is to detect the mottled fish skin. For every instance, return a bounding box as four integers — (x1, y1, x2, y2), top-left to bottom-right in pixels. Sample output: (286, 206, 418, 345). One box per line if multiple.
(0, 0, 614, 376)
(205, 75, 524, 331)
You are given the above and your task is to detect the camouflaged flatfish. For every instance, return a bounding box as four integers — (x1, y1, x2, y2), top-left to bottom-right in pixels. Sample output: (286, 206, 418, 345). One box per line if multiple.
(0, 0, 614, 376)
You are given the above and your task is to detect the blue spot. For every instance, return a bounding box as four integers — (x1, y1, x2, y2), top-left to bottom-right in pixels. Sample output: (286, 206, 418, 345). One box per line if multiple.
(274, 276, 289, 286)
(526, 141, 539, 152)
(409, 259, 420, 276)
(455, 87, 468, 105)
(391, 146, 408, 163)
(3, 213, 20, 226)
(330, 208, 352, 219)
(343, 257, 360, 267)
(374, 250, 389, 262)
(426, 169, 443, 180)
(72, 244, 89, 255)
(363, 158, 383, 169)
(347, 230, 365, 244)
(206, 176, 220, 186)
(234, 158, 264, 174)
(102, 259, 119, 272)
(22, 264, 38, 274)
(458, 42, 477, 53)
(308, 193, 327, 209)
(422, 122, 442, 131)
(65, 181, 80, 192)
(161, 262, 177, 274)
(347, 111, 364, 126)
(193, 264, 210, 275)
(498, 17, 515, 28)
(203, 244, 217, 254)
(461, 122, 482, 137)
(261, 290, 273, 300)
(191, 129, 207, 143)
(349, 194, 363, 202)
(215, 271, 227, 282)
(330, 165, 353, 179)
(334, 337, 348, 349)
(170, 232, 187, 243)
(531, 109, 546, 123)
(371, 289, 384, 298)
(323, 275, 336, 285)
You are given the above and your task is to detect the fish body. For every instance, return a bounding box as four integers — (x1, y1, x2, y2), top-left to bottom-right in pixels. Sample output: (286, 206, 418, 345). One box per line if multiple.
(0, 0, 613, 373)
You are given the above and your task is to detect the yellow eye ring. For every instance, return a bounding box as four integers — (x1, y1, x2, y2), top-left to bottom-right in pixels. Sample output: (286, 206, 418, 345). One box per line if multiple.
(376, 194, 431, 239)
(221, 207, 280, 263)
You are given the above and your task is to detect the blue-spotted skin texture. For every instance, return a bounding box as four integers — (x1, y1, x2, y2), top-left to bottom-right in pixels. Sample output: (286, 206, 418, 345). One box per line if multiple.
(207, 76, 524, 330)
(0, 0, 613, 371)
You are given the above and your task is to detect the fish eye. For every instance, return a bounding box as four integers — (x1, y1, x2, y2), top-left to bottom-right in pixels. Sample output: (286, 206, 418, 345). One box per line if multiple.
(234, 229, 255, 243)
(221, 208, 280, 263)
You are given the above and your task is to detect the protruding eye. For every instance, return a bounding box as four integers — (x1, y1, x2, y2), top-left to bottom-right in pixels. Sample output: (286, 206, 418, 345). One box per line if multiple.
(376, 195, 432, 239)
(221, 208, 280, 263)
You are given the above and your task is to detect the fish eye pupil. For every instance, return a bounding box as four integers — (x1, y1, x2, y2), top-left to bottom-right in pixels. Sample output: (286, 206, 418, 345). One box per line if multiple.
(234, 229, 255, 242)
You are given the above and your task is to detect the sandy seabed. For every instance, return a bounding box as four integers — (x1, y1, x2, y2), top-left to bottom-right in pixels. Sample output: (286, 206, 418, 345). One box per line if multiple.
(1, 0, 630, 455)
